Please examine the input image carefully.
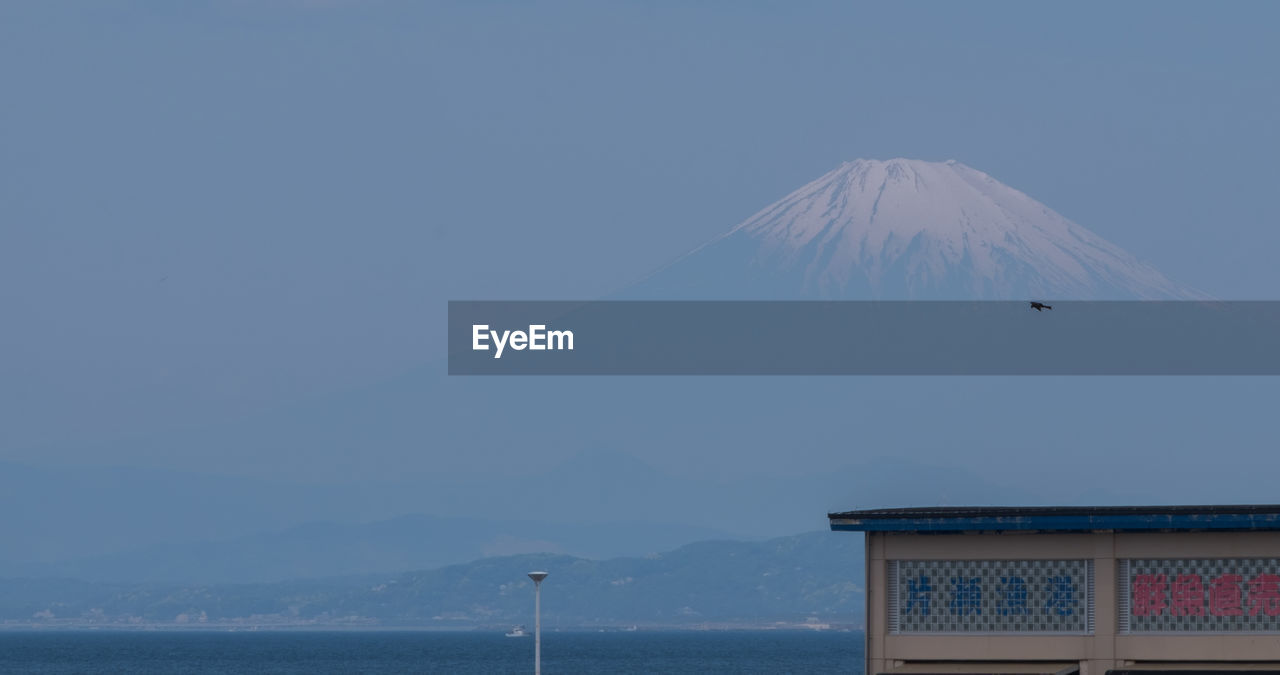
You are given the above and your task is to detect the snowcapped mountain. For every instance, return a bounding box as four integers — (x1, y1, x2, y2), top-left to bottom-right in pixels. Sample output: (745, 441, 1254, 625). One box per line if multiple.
(630, 158, 1199, 300)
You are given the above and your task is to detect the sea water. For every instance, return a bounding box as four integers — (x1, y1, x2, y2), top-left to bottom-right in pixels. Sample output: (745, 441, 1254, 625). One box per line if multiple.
(0, 630, 863, 674)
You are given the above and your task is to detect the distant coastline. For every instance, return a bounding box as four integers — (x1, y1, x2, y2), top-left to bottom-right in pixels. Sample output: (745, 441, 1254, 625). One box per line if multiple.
(0, 623, 864, 633)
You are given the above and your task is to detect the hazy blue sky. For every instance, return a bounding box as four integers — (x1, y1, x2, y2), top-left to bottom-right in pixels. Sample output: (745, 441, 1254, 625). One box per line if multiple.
(3, 1, 1279, 469)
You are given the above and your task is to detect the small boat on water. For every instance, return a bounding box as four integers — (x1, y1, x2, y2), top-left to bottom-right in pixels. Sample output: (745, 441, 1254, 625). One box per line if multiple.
(505, 625, 529, 637)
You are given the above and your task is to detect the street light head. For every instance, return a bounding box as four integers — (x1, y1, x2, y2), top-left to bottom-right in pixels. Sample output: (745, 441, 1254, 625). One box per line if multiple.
(528, 571, 548, 675)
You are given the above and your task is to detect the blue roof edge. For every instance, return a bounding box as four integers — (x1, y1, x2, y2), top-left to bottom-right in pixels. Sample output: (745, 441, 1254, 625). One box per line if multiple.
(828, 512, 1280, 533)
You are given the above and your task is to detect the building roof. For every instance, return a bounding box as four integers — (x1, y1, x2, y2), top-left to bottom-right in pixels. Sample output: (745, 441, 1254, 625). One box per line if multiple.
(828, 505, 1280, 534)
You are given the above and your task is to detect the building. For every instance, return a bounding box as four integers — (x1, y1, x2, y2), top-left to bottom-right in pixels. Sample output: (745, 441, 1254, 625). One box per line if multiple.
(828, 505, 1280, 675)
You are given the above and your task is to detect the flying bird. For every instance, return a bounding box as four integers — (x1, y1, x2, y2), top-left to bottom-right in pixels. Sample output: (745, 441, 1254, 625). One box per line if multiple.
(1030, 301, 1052, 312)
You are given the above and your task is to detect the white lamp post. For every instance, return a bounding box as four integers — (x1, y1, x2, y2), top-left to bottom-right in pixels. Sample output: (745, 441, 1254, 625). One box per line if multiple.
(528, 571, 548, 675)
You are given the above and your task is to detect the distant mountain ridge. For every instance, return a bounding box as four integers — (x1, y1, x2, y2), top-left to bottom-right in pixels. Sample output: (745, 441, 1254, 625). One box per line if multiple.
(0, 532, 864, 628)
(0, 513, 741, 585)
(631, 158, 1200, 300)
(3, 452, 1103, 584)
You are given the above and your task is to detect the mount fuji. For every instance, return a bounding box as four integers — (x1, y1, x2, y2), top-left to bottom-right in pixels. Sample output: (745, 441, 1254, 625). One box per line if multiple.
(13, 160, 1240, 590)
(631, 158, 1199, 300)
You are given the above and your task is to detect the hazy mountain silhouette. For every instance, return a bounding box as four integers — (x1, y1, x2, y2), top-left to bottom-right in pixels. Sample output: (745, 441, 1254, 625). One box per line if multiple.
(0, 532, 864, 628)
(0, 512, 741, 585)
(2, 451, 1125, 583)
(7, 160, 1233, 588)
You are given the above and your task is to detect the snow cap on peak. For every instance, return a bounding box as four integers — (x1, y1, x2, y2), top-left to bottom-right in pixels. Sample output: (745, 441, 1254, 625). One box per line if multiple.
(712, 159, 1196, 300)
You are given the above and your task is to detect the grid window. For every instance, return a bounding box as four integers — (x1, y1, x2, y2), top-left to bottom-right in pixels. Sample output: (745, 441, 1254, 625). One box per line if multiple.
(1122, 558, 1280, 633)
(891, 560, 1092, 633)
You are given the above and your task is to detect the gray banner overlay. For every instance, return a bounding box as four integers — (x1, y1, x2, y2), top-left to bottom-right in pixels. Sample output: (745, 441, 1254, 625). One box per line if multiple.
(448, 301, 1280, 375)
